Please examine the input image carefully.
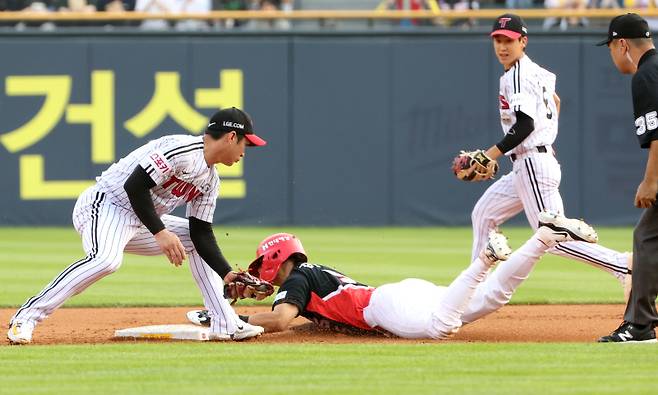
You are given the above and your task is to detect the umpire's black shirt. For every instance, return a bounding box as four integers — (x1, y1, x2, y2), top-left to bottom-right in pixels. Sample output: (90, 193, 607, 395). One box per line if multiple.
(633, 49, 658, 148)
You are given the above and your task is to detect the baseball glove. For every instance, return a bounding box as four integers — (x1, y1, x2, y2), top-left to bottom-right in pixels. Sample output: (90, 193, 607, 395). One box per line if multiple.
(224, 270, 275, 305)
(451, 150, 499, 181)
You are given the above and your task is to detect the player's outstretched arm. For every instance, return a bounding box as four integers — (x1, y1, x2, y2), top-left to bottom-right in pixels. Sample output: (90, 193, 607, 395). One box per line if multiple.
(247, 303, 299, 333)
(189, 216, 232, 278)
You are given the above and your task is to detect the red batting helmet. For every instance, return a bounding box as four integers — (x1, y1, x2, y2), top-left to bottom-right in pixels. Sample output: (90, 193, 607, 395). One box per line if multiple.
(247, 233, 307, 282)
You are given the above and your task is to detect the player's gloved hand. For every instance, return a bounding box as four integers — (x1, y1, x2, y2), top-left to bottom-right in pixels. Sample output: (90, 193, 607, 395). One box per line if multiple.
(451, 149, 499, 182)
(154, 229, 187, 266)
(223, 270, 275, 305)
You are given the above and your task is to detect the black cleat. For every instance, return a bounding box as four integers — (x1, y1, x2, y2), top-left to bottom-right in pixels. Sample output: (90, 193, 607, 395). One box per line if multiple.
(598, 321, 657, 343)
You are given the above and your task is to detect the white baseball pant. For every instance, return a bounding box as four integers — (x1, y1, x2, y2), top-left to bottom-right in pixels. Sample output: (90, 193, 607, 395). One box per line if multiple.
(10, 185, 239, 336)
(470, 151, 628, 281)
(362, 231, 556, 338)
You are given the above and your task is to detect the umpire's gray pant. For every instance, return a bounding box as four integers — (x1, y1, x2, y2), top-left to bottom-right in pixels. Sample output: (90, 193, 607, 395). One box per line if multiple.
(624, 204, 658, 326)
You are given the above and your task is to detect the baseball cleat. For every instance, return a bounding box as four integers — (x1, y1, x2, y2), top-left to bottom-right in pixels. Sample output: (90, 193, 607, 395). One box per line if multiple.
(537, 211, 598, 243)
(481, 229, 512, 265)
(597, 321, 657, 343)
(231, 319, 264, 341)
(208, 332, 232, 341)
(187, 309, 210, 327)
(7, 321, 34, 345)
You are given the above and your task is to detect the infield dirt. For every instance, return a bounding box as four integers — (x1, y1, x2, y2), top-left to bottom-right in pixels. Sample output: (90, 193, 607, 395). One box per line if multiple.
(1, 304, 627, 345)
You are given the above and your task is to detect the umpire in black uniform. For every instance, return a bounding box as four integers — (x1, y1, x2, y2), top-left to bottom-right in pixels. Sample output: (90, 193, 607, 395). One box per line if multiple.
(598, 13, 658, 343)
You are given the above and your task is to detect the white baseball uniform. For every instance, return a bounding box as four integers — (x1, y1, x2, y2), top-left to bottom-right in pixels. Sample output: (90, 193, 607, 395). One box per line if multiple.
(10, 134, 242, 336)
(363, 231, 556, 338)
(470, 54, 629, 281)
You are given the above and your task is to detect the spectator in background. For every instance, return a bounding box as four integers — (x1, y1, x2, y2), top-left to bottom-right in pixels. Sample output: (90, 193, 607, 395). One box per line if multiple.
(543, 0, 588, 30)
(589, 0, 622, 8)
(385, 0, 435, 27)
(246, 0, 292, 30)
(96, 0, 136, 12)
(15, 0, 68, 30)
(506, 0, 533, 9)
(0, 0, 28, 10)
(57, 0, 97, 28)
(59, 0, 95, 12)
(439, 0, 479, 28)
(616, 0, 658, 30)
(175, 0, 211, 31)
(135, 0, 174, 29)
(135, 0, 210, 31)
(95, 0, 136, 28)
(213, 0, 248, 29)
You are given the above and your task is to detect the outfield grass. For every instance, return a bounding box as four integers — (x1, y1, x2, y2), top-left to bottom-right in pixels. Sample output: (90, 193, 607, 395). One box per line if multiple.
(0, 226, 631, 307)
(1, 226, 647, 395)
(1, 342, 657, 395)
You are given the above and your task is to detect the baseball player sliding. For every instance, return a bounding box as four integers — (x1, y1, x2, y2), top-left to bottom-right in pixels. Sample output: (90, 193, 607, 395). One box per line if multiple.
(7, 107, 266, 344)
(187, 212, 597, 339)
(454, 14, 631, 298)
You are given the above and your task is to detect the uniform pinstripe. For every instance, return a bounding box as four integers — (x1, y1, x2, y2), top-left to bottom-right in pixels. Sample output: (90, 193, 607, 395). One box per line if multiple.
(10, 135, 240, 336)
(471, 54, 629, 282)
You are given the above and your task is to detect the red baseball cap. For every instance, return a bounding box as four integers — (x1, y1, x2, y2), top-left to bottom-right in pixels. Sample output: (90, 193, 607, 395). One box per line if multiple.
(490, 14, 528, 39)
(206, 107, 267, 147)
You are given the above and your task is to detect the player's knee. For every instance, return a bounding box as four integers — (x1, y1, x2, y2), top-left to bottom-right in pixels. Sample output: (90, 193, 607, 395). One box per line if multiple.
(486, 288, 513, 308)
(93, 256, 123, 276)
(430, 313, 462, 339)
(471, 208, 493, 227)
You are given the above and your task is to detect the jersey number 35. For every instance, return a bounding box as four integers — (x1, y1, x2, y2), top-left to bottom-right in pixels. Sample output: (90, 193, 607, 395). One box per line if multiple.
(636, 111, 658, 136)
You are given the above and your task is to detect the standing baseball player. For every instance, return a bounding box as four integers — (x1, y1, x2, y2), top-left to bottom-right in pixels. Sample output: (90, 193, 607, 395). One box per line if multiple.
(598, 13, 658, 343)
(187, 211, 598, 339)
(7, 107, 266, 344)
(461, 14, 631, 296)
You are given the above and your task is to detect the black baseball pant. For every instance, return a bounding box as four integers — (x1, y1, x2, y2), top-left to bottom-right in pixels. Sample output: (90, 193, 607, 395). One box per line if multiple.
(625, 204, 658, 327)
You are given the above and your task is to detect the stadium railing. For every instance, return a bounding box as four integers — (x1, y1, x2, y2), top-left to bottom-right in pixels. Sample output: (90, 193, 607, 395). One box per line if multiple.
(0, 9, 658, 23)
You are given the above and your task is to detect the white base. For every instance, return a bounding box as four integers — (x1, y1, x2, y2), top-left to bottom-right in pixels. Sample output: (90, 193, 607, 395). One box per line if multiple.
(114, 324, 210, 341)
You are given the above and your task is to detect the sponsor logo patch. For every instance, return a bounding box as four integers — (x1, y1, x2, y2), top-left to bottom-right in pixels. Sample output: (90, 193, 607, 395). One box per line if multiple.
(149, 152, 169, 172)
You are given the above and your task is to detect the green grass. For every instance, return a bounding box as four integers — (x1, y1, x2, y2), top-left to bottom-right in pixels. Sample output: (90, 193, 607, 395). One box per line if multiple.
(1, 342, 657, 395)
(1, 227, 653, 395)
(0, 226, 631, 307)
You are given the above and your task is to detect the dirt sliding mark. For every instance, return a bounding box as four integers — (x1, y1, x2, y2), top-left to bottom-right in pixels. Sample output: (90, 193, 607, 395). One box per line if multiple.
(0, 304, 627, 346)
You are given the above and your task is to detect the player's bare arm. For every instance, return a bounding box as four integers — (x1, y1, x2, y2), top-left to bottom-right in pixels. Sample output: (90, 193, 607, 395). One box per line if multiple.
(553, 92, 561, 117)
(484, 146, 504, 160)
(635, 139, 658, 208)
(247, 303, 299, 333)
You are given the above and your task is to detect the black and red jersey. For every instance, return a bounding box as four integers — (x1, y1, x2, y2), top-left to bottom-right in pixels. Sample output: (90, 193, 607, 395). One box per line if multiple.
(272, 263, 375, 331)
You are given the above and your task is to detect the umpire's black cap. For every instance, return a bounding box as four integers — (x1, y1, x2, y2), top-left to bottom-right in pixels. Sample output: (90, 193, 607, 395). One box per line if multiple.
(490, 14, 528, 39)
(597, 13, 652, 46)
(206, 107, 266, 146)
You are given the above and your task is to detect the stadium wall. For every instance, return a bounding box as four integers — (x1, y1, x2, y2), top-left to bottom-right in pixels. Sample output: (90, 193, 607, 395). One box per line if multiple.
(0, 31, 641, 226)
